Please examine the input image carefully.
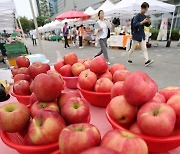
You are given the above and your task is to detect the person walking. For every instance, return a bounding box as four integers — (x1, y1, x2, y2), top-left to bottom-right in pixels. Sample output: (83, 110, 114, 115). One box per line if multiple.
(78, 25, 84, 48)
(32, 33, 37, 46)
(94, 10, 111, 65)
(63, 22, 70, 49)
(72, 25, 77, 46)
(128, 2, 153, 67)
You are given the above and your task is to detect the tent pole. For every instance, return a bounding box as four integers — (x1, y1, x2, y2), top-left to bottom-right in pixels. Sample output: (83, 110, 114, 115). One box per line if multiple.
(29, 0, 43, 53)
(166, 11, 175, 47)
(12, 0, 25, 39)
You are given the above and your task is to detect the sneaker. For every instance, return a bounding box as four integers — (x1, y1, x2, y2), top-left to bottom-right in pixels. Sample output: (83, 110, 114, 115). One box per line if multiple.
(145, 60, 154, 67)
(79, 47, 82, 49)
(107, 62, 111, 65)
(127, 60, 133, 64)
(64, 48, 67, 49)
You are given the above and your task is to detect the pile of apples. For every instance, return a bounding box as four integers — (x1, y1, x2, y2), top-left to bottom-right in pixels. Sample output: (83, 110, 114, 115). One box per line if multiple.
(11, 56, 50, 96)
(0, 55, 92, 146)
(78, 56, 129, 93)
(54, 52, 87, 77)
(108, 71, 180, 137)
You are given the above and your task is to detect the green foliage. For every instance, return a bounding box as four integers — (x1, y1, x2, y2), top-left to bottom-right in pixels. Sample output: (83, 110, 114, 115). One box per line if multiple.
(150, 29, 179, 40)
(19, 16, 32, 33)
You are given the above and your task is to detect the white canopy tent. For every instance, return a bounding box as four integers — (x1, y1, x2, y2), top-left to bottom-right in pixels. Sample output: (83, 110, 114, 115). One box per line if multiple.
(0, 0, 16, 33)
(84, 7, 96, 15)
(95, 0, 115, 14)
(107, 0, 176, 15)
(106, 0, 176, 47)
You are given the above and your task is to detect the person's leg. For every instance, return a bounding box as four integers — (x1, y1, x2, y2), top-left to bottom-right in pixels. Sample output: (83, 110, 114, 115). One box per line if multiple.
(32, 39, 34, 46)
(140, 40, 149, 62)
(101, 38, 109, 62)
(128, 40, 138, 62)
(140, 40, 154, 66)
(98, 38, 109, 62)
(80, 36, 82, 47)
(35, 39, 37, 46)
(64, 36, 67, 48)
(67, 36, 70, 47)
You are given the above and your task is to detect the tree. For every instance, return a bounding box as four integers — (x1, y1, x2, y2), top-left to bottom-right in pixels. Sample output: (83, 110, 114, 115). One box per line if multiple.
(19, 16, 32, 33)
(37, 16, 50, 27)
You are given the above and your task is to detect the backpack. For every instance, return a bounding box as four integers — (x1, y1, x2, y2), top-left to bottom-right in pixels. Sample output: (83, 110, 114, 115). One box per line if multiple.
(131, 16, 135, 34)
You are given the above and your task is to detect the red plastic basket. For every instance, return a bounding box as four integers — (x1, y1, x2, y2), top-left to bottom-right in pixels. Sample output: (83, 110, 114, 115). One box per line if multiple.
(106, 105, 180, 153)
(11, 91, 31, 106)
(77, 84, 111, 107)
(63, 76, 78, 89)
(0, 131, 59, 154)
(51, 150, 60, 154)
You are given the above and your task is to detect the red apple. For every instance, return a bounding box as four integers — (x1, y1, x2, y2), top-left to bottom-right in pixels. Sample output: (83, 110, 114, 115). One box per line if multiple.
(13, 80, 31, 95)
(30, 81, 34, 93)
(110, 63, 126, 75)
(14, 74, 31, 83)
(59, 64, 72, 77)
(17, 67, 29, 75)
(0, 103, 30, 133)
(123, 72, 158, 106)
(80, 147, 119, 154)
(176, 115, 180, 128)
(78, 59, 85, 64)
(108, 96, 138, 128)
(47, 70, 64, 90)
(27, 111, 66, 145)
(11, 66, 19, 76)
(64, 52, 78, 65)
(137, 102, 176, 137)
(113, 70, 131, 82)
(16, 56, 30, 68)
(149, 92, 166, 103)
(167, 94, 180, 128)
(90, 56, 108, 74)
(83, 60, 91, 69)
(94, 78, 113, 93)
(33, 73, 63, 101)
(44, 63, 50, 71)
(111, 81, 124, 98)
(54, 60, 64, 73)
(28, 62, 49, 79)
(98, 71, 112, 81)
(71, 63, 86, 76)
(167, 94, 180, 115)
(101, 129, 148, 154)
(78, 70, 97, 91)
(29, 93, 38, 105)
(57, 90, 81, 108)
(61, 97, 89, 124)
(129, 122, 143, 135)
(160, 86, 180, 101)
(31, 101, 60, 117)
(59, 123, 101, 154)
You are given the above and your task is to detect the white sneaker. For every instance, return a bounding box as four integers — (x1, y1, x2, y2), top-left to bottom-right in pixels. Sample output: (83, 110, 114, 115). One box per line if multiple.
(107, 62, 111, 65)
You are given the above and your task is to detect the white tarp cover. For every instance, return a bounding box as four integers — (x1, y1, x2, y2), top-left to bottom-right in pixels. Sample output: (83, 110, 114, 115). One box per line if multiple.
(95, 0, 115, 14)
(0, 0, 16, 33)
(84, 6, 95, 15)
(107, 0, 176, 15)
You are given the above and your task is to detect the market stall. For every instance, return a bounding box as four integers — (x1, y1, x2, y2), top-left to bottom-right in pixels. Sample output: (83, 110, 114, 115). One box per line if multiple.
(0, 53, 180, 154)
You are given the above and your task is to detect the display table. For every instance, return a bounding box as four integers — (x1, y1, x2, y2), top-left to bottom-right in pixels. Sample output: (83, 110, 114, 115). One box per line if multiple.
(0, 70, 180, 154)
(107, 35, 131, 48)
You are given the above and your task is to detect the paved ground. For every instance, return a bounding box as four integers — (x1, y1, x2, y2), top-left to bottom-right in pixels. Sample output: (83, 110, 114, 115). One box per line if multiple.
(1, 39, 180, 89)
